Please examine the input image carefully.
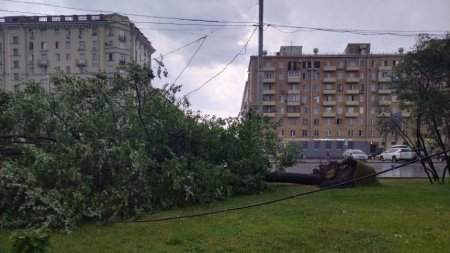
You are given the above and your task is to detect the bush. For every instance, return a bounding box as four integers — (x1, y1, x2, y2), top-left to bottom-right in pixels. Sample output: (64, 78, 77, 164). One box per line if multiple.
(9, 227, 51, 253)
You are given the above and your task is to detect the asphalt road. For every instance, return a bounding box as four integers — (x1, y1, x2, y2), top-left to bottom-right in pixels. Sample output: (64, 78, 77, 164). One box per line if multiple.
(285, 159, 448, 178)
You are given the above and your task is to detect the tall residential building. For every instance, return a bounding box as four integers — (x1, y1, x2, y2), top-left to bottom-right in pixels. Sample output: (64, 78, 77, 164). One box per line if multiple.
(0, 13, 155, 92)
(241, 43, 408, 158)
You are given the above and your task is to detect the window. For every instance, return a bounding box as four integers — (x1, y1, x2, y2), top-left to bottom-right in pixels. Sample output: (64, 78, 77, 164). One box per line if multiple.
(337, 141, 343, 149)
(264, 71, 274, 78)
(359, 130, 364, 136)
(337, 72, 343, 79)
(314, 141, 319, 149)
(360, 107, 364, 114)
(278, 73, 284, 80)
(302, 72, 308, 80)
(66, 41, 70, 49)
(289, 118, 296, 125)
(301, 107, 308, 114)
(13, 61, 19, 68)
(65, 16, 73, 21)
(40, 42, 47, 50)
(92, 53, 97, 62)
(55, 29, 60, 36)
(314, 130, 320, 137)
(302, 119, 308, 125)
(65, 29, 71, 38)
(12, 36, 19, 44)
(108, 53, 114, 61)
(337, 107, 343, 114)
(29, 53, 34, 63)
(337, 84, 343, 91)
(108, 28, 113, 36)
(290, 130, 296, 137)
(65, 66, 71, 74)
(79, 41, 85, 50)
(301, 141, 308, 149)
(325, 118, 332, 125)
(313, 108, 320, 114)
(302, 130, 308, 137)
(360, 95, 364, 102)
(13, 73, 19, 81)
(29, 42, 34, 50)
(52, 16, 61, 22)
(278, 130, 284, 137)
(348, 129, 354, 137)
(13, 48, 19, 56)
(278, 61, 285, 68)
(314, 84, 320, 91)
(55, 41, 60, 49)
(337, 118, 343, 125)
(313, 118, 320, 125)
(325, 140, 332, 149)
(55, 53, 60, 61)
(78, 16, 87, 21)
(303, 84, 309, 91)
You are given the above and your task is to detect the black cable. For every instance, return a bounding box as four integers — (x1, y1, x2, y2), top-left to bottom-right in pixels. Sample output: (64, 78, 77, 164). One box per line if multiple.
(0, 0, 256, 25)
(109, 150, 449, 224)
(172, 35, 208, 85)
(184, 26, 257, 97)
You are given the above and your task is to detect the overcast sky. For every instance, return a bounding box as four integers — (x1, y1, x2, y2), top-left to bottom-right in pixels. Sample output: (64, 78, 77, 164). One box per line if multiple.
(1, 0, 449, 118)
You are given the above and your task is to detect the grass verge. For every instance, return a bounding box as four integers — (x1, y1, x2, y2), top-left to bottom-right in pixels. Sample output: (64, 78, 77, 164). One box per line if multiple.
(1, 179, 449, 253)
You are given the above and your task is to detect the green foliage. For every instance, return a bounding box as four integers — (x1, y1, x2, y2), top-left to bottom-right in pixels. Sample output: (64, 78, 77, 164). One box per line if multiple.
(0, 62, 279, 230)
(9, 227, 50, 253)
(277, 142, 299, 168)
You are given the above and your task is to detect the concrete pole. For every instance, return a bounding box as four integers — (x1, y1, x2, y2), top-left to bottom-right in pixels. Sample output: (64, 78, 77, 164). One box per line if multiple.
(257, 0, 264, 113)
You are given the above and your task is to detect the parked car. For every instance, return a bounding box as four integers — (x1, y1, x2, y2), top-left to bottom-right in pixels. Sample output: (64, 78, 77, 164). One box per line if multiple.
(342, 149, 369, 161)
(390, 144, 410, 149)
(437, 151, 450, 162)
(380, 148, 415, 162)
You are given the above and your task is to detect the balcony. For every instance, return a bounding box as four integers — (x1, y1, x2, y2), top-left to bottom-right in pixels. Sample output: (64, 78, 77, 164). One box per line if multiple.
(323, 112, 336, 117)
(263, 89, 275, 95)
(378, 89, 392, 94)
(263, 77, 276, 83)
(287, 89, 300, 94)
(345, 112, 359, 117)
(287, 76, 301, 83)
(323, 77, 336, 83)
(378, 76, 391, 82)
(323, 101, 336, 106)
(402, 112, 411, 117)
(346, 66, 360, 71)
(345, 101, 359, 106)
(287, 112, 300, 117)
(76, 59, 87, 67)
(378, 112, 391, 117)
(346, 77, 360, 83)
(379, 65, 392, 71)
(37, 59, 49, 67)
(263, 113, 275, 117)
(322, 89, 337, 95)
(345, 89, 359, 95)
(378, 101, 392, 106)
(263, 101, 275, 106)
(287, 101, 301, 106)
(323, 66, 337, 71)
(262, 66, 275, 71)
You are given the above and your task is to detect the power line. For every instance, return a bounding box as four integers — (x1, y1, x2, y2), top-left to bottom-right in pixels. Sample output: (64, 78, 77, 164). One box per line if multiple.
(0, 0, 256, 25)
(109, 151, 449, 224)
(154, 35, 208, 60)
(184, 26, 257, 97)
(172, 35, 208, 85)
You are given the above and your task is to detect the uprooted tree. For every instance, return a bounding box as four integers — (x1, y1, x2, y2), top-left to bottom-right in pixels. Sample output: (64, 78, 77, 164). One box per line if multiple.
(378, 34, 450, 183)
(0, 62, 290, 230)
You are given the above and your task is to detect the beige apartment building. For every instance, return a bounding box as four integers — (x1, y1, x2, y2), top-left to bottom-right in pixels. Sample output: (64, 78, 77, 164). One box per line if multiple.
(0, 13, 155, 92)
(241, 43, 408, 158)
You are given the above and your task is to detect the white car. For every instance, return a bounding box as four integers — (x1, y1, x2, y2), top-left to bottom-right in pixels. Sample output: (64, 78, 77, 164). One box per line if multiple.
(342, 149, 369, 161)
(380, 148, 415, 162)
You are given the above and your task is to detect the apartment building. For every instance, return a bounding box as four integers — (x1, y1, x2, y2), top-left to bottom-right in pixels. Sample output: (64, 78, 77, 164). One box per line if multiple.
(0, 13, 155, 92)
(241, 43, 408, 158)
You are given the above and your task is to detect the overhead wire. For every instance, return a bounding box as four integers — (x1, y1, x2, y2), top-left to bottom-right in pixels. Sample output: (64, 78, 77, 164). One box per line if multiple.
(184, 26, 257, 97)
(108, 150, 449, 224)
(172, 34, 208, 85)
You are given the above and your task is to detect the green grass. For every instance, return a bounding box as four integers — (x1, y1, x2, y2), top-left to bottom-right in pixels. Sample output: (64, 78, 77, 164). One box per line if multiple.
(1, 179, 449, 253)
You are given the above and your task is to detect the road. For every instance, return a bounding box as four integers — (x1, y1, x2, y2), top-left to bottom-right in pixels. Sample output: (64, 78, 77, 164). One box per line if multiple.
(285, 159, 448, 178)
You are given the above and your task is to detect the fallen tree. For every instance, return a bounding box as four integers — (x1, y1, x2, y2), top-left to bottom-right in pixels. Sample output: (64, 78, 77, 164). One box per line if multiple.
(266, 158, 381, 188)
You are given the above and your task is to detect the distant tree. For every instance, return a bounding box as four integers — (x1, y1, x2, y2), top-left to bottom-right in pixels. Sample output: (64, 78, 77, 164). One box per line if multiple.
(387, 34, 450, 182)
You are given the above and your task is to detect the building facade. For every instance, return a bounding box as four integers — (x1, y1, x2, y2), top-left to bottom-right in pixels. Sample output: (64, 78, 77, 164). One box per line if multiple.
(241, 44, 408, 158)
(0, 13, 155, 92)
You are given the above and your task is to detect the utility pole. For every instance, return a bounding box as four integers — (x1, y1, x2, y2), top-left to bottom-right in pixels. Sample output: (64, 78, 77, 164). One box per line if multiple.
(257, 0, 264, 113)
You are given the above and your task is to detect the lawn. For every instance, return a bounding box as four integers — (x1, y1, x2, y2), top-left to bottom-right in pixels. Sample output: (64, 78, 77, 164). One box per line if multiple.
(1, 179, 449, 253)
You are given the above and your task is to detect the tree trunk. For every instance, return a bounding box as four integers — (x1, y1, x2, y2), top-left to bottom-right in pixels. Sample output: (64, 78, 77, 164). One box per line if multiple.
(265, 172, 322, 185)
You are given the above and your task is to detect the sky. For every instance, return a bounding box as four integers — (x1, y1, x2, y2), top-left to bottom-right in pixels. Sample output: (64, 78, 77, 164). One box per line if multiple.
(1, 0, 449, 118)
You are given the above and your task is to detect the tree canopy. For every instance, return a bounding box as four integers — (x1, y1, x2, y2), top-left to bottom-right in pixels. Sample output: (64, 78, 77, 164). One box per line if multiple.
(0, 62, 287, 230)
